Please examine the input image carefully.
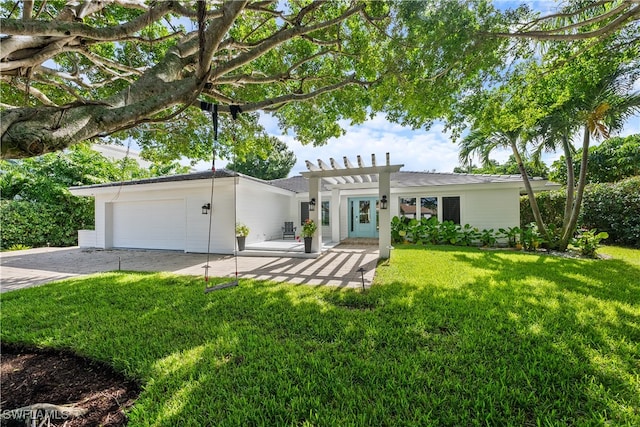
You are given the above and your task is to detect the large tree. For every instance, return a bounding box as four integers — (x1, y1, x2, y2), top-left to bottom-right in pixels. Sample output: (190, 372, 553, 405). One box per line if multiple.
(550, 134, 640, 184)
(0, 0, 512, 159)
(226, 137, 296, 180)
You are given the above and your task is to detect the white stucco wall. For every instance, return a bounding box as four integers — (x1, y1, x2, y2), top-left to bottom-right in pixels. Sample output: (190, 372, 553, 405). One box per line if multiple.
(389, 185, 520, 231)
(75, 176, 526, 252)
(78, 177, 295, 254)
(461, 188, 520, 230)
(236, 179, 296, 243)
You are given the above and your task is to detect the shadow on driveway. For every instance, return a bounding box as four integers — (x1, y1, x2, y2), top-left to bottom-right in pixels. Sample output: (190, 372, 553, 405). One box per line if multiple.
(1, 246, 378, 293)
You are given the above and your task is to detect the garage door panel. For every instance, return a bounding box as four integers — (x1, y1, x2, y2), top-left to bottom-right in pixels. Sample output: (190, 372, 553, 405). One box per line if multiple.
(113, 200, 185, 250)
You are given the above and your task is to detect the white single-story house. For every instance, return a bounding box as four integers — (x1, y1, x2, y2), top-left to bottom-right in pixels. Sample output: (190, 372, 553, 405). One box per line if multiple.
(70, 155, 558, 258)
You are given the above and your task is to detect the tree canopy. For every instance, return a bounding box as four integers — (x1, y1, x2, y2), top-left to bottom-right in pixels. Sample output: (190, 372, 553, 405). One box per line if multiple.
(550, 134, 640, 183)
(0, 0, 502, 158)
(226, 137, 296, 180)
(1, 1, 638, 162)
(454, 155, 549, 178)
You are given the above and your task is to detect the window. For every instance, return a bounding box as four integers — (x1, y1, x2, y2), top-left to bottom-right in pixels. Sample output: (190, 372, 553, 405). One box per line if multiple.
(300, 202, 309, 225)
(420, 197, 438, 220)
(442, 196, 460, 224)
(399, 197, 417, 219)
(321, 201, 330, 226)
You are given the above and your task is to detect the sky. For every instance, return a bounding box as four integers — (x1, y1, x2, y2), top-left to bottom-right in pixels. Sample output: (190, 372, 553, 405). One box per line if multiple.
(249, 113, 640, 177)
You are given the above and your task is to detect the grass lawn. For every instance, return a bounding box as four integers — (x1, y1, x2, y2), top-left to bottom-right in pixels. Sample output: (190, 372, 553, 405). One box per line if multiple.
(2, 245, 639, 426)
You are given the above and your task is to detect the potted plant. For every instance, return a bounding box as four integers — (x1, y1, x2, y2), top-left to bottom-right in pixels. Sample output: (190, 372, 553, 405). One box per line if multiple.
(301, 219, 317, 253)
(235, 223, 249, 251)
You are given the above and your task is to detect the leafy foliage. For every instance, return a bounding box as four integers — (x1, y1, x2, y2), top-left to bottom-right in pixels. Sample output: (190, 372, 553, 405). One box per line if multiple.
(391, 216, 503, 247)
(454, 154, 549, 178)
(1, 1, 519, 159)
(582, 176, 640, 247)
(522, 176, 640, 247)
(301, 219, 318, 238)
(520, 191, 567, 230)
(573, 229, 609, 258)
(549, 134, 640, 183)
(0, 143, 185, 248)
(226, 137, 296, 180)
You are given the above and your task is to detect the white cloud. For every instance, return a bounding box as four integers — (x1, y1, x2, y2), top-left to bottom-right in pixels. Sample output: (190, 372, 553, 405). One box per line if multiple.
(260, 113, 466, 176)
(257, 110, 640, 177)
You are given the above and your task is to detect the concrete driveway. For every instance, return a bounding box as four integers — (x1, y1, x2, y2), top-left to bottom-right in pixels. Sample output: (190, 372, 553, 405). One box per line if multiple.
(0, 245, 379, 293)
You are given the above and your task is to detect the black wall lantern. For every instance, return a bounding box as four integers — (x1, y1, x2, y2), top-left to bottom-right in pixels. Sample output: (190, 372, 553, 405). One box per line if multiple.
(380, 195, 388, 210)
(202, 203, 211, 215)
(309, 198, 316, 211)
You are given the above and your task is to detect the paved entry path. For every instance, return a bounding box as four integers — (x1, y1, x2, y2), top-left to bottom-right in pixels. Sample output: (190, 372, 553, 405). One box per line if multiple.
(0, 245, 379, 293)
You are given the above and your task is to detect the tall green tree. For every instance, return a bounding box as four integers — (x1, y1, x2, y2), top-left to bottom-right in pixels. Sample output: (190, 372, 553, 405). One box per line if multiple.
(530, 64, 640, 250)
(226, 138, 296, 180)
(550, 134, 640, 184)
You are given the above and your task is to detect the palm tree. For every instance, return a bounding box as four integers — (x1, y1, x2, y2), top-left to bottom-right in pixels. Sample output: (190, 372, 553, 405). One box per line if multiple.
(533, 65, 640, 250)
(459, 128, 551, 240)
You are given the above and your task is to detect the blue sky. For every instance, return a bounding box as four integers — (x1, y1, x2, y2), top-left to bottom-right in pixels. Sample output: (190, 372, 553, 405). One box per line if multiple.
(253, 113, 640, 177)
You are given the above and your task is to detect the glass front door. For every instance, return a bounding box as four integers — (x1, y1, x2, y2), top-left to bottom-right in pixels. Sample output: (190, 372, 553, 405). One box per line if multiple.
(349, 197, 379, 238)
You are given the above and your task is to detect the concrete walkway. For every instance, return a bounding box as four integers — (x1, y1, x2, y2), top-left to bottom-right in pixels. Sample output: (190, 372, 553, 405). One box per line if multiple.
(0, 245, 379, 293)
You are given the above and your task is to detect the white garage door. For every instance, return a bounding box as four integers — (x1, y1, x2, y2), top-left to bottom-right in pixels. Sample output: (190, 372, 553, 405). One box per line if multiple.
(112, 199, 185, 250)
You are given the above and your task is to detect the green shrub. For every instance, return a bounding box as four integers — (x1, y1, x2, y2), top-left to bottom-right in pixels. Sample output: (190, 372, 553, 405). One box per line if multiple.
(572, 229, 609, 258)
(6, 244, 31, 251)
(0, 199, 94, 249)
(582, 176, 640, 247)
(498, 226, 521, 247)
(391, 217, 498, 247)
(520, 176, 640, 248)
(520, 223, 543, 251)
(520, 190, 566, 229)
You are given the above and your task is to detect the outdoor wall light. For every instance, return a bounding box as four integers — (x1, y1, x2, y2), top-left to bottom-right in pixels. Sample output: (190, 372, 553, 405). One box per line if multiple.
(202, 203, 211, 215)
(309, 198, 316, 211)
(380, 195, 388, 210)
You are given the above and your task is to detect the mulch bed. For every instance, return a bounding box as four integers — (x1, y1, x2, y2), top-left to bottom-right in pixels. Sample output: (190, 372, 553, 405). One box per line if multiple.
(1, 343, 140, 426)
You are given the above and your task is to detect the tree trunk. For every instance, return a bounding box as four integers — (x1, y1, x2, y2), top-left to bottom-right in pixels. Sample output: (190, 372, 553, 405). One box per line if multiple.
(561, 134, 575, 232)
(510, 141, 549, 238)
(559, 125, 591, 250)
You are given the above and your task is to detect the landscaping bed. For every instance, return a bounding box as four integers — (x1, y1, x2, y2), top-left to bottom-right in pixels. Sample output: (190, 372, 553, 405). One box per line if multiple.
(1, 343, 139, 426)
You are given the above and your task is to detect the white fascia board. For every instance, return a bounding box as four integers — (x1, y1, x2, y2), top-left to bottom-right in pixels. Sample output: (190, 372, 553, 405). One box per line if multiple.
(69, 178, 233, 196)
(70, 176, 295, 198)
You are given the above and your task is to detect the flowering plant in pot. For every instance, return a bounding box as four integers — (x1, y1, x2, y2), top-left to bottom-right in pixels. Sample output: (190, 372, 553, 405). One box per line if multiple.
(301, 219, 317, 253)
(235, 223, 249, 251)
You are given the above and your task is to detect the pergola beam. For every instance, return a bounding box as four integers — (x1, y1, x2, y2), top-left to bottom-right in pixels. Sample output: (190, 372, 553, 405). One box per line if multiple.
(301, 164, 402, 179)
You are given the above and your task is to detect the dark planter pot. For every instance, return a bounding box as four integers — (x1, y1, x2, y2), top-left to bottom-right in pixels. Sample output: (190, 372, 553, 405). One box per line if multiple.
(304, 237, 312, 253)
(236, 236, 246, 251)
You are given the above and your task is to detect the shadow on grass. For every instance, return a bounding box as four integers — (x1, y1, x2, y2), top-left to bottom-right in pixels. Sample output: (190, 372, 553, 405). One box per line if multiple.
(2, 248, 639, 425)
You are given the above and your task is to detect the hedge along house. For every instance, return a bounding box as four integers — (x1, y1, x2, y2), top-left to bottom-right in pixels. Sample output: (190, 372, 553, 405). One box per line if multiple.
(69, 153, 559, 259)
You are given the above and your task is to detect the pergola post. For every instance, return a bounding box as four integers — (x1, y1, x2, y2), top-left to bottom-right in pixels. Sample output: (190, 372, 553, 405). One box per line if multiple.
(379, 171, 391, 259)
(309, 177, 322, 253)
(331, 188, 340, 243)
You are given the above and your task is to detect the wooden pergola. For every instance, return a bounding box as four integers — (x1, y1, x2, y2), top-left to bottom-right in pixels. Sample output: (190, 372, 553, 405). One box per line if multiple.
(301, 153, 403, 259)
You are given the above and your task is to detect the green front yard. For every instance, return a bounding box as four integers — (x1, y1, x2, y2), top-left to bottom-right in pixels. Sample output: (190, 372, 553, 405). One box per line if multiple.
(2, 246, 639, 426)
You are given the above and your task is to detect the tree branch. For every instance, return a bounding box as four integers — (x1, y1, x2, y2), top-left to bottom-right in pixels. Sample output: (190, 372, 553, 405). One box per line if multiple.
(493, 3, 640, 41)
(214, 3, 364, 78)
